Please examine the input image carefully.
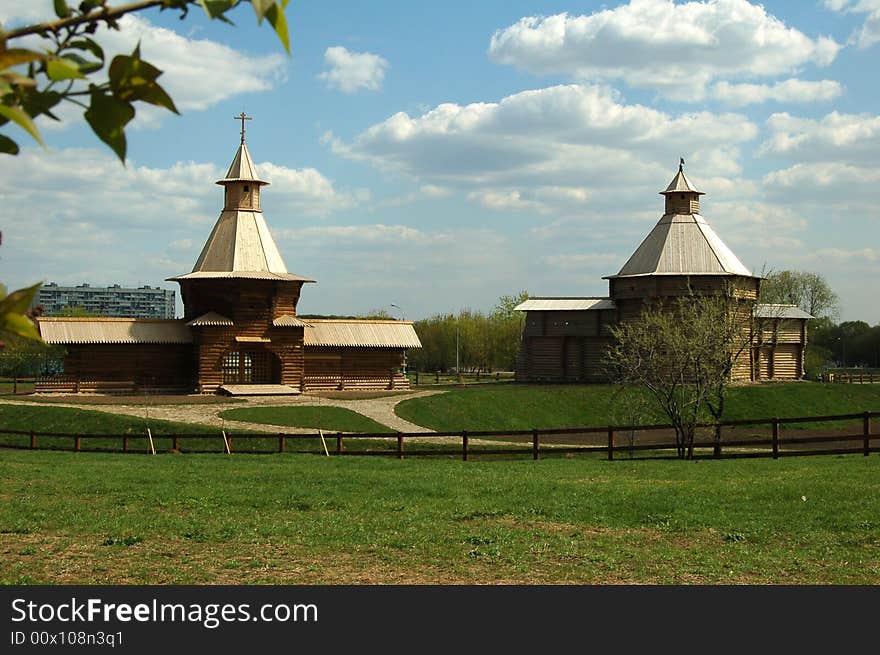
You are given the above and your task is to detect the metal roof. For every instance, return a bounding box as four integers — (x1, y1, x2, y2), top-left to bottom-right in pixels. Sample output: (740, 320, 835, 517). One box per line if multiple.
(304, 320, 422, 348)
(186, 311, 233, 327)
(273, 314, 312, 327)
(37, 318, 193, 344)
(662, 167, 703, 195)
(754, 304, 814, 320)
(514, 298, 615, 312)
(609, 213, 753, 279)
(217, 143, 267, 185)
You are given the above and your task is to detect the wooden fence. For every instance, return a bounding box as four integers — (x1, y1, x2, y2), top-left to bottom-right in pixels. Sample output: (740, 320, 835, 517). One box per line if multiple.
(0, 411, 876, 461)
(825, 372, 879, 384)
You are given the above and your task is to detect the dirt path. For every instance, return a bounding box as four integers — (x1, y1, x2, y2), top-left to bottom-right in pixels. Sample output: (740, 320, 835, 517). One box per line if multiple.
(0, 390, 445, 436)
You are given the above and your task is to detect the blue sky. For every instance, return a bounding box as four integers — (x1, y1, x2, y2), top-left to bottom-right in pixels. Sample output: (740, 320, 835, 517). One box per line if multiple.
(1, 1, 878, 323)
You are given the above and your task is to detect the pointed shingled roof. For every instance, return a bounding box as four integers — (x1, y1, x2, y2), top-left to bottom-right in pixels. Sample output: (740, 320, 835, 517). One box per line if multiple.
(168, 140, 314, 283)
(218, 143, 267, 185)
(606, 165, 754, 279)
(609, 213, 751, 278)
(661, 165, 703, 195)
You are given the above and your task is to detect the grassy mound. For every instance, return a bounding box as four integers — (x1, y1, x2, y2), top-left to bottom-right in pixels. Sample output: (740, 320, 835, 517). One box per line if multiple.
(395, 382, 880, 432)
(218, 406, 394, 433)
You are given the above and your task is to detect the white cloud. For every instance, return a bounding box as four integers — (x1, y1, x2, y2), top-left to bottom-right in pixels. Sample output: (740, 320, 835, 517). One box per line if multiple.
(0, 147, 360, 295)
(318, 46, 389, 93)
(489, 1, 840, 100)
(761, 162, 880, 209)
(420, 184, 452, 198)
(712, 79, 843, 106)
(824, 0, 880, 48)
(0, 2, 47, 25)
(258, 163, 365, 217)
(760, 110, 880, 161)
(467, 189, 551, 214)
(13, 13, 286, 132)
(105, 15, 286, 113)
(332, 84, 757, 192)
(288, 224, 440, 246)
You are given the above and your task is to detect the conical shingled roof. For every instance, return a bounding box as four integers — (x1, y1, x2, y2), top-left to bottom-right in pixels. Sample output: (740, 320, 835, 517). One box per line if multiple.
(218, 143, 267, 185)
(168, 142, 314, 283)
(661, 166, 703, 195)
(606, 167, 752, 279)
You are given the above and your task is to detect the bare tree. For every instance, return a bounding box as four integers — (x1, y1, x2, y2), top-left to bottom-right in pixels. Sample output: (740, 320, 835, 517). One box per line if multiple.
(605, 287, 756, 459)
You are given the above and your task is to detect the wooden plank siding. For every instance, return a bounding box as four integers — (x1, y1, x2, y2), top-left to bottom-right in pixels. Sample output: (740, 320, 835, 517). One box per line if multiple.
(515, 275, 804, 383)
(47, 343, 195, 392)
(303, 346, 408, 391)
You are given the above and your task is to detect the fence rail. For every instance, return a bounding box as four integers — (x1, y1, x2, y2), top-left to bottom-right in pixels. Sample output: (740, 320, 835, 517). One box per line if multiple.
(1, 410, 877, 462)
(825, 372, 879, 384)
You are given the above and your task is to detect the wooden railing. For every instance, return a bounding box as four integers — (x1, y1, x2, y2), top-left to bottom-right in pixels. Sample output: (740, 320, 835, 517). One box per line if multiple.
(1, 411, 876, 461)
(825, 372, 879, 384)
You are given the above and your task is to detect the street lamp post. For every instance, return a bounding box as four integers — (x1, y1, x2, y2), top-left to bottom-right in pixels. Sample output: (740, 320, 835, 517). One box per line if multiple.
(389, 304, 407, 376)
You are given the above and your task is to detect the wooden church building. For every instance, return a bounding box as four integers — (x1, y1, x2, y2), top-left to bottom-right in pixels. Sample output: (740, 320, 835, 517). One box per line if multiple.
(36, 129, 420, 394)
(514, 164, 812, 383)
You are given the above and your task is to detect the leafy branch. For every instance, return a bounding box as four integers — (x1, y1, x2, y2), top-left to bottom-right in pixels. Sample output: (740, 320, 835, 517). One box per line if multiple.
(0, 0, 291, 161)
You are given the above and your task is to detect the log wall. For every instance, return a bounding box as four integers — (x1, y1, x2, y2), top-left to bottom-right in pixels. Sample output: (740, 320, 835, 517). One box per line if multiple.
(60, 344, 195, 391)
(303, 347, 408, 390)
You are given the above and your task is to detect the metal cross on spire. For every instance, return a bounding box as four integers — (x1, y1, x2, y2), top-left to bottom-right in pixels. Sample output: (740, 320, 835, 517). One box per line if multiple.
(235, 112, 252, 144)
(679, 157, 685, 171)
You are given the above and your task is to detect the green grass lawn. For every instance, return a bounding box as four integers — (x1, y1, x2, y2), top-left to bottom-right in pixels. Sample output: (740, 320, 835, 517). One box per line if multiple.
(1, 449, 878, 584)
(395, 382, 880, 432)
(218, 406, 394, 433)
(0, 404, 284, 454)
(0, 404, 408, 455)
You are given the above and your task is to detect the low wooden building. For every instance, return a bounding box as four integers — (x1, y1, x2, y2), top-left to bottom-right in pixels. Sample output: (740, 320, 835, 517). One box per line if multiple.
(36, 132, 420, 394)
(515, 164, 811, 383)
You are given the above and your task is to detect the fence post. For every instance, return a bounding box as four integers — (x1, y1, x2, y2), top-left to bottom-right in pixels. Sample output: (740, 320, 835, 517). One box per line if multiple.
(278, 433, 285, 454)
(772, 418, 779, 460)
(415, 371, 419, 386)
(123, 435, 129, 452)
(713, 424, 722, 458)
(173, 434, 179, 452)
(462, 431, 469, 462)
(607, 427, 614, 461)
(864, 412, 871, 457)
(30, 430, 36, 449)
(336, 433, 343, 455)
(435, 371, 440, 384)
(397, 432, 404, 459)
(75, 434, 81, 452)
(532, 428, 539, 461)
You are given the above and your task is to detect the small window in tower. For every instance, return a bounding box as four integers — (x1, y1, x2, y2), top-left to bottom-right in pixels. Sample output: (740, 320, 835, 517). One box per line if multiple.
(680, 194, 685, 199)
(244, 185, 250, 193)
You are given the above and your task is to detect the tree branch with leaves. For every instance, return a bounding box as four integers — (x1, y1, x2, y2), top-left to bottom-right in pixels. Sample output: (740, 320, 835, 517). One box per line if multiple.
(0, 0, 291, 161)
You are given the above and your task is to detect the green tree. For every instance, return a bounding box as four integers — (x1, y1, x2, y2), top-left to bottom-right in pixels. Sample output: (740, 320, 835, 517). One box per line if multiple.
(50, 305, 105, 317)
(605, 289, 756, 459)
(761, 270, 839, 320)
(0, 1, 291, 161)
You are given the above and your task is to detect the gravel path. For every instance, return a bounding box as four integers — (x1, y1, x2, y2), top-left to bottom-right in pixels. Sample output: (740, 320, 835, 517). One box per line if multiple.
(0, 390, 445, 436)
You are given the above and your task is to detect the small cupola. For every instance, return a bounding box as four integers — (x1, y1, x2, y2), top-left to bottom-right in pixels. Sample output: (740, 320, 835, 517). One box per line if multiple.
(217, 113, 269, 211)
(661, 158, 704, 215)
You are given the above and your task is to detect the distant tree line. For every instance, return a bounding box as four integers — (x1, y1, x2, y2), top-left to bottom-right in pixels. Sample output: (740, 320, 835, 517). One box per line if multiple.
(407, 292, 528, 373)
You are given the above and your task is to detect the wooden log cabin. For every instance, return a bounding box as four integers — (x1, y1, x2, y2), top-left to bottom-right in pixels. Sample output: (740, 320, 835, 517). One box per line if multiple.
(36, 132, 420, 395)
(515, 164, 812, 383)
